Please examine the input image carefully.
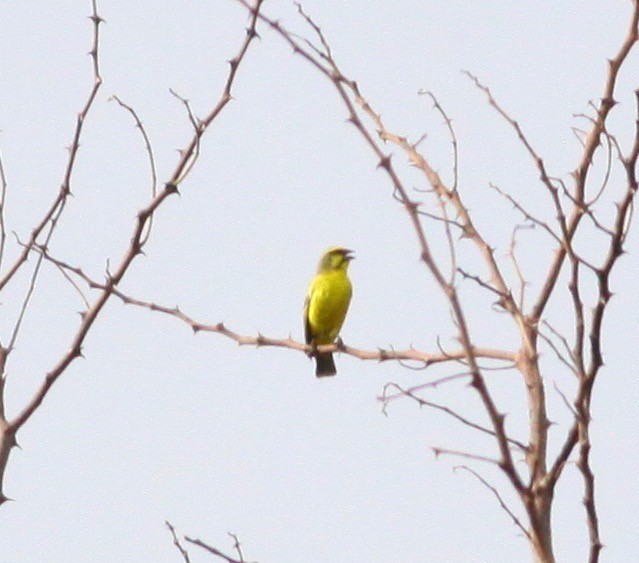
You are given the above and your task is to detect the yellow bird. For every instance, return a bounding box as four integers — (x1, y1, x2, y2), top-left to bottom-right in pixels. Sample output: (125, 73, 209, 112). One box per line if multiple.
(304, 247, 354, 377)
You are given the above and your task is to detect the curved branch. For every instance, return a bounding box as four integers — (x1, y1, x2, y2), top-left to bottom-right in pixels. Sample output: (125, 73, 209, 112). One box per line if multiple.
(0, 0, 265, 506)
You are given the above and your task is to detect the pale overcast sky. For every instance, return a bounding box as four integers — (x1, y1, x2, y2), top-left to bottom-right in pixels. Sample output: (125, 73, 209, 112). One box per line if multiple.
(0, 1, 637, 561)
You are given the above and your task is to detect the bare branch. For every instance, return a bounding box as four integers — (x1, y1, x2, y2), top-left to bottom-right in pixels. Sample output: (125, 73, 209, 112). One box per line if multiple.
(0, 146, 8, 272)
(381, 382, 528, 453)
(509, 224, 534, 311)
(490, 183, 562, 244)
(531, 2, 639, 323)
(415, 208, 465, 231)
(432, 447, 500, 465)
(0, 0, 104, 358)
(236, 0, 528, 508)
(578, 425, 602, 563)
(379, 373, 470, 403)
(168, 89, 201, 186)
(455, 465, 531, 541)
(33, 242, 520, 369)
(229, 533, 246, 563)
(419, 90, 462, 284)
(552, 382, 577, 418)
(0, 0, 104, 293)
(184, 536, 253, 563)
(545, 14, 639, 563)
(421, 91, 459, 192)
(166, 521, 191, 563)
(457, 267, 510, 301)
(536, 327, 578, 376)
(110, 95, 158, 246)
(465, 72, 569, 243)
(0, 0, 266, 506)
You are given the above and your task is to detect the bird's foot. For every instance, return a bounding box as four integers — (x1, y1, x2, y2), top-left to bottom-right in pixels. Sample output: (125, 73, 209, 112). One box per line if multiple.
(307, 340, 318, 358)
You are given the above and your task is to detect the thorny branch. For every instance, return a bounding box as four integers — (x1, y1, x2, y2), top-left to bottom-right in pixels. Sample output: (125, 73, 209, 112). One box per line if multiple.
(0, 0, 105, 506)
(166, 521, 191, 563)
(33, 244, 518, 370)
(379, 381, 528, 453)
(167, 522, 254, 563)
(0, 148, 8, 272)
(110, 95, 158, 246)
(0, 0, 103, 295)
(455, 465, 531, 541)
(0, 0, 266, 506)
(235, 2, 639, 562)
(184, 536, 253, 563)
(0, 2, 635, 563)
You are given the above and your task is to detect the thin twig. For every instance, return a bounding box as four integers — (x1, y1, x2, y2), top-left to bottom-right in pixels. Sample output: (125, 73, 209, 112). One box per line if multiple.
(2, 0, 103, 355)
(536, 328, 578, 376)
(165, 521, 191, 563)
(110, 95, 158, 246)
(229, 533, 246, 563)
(432, 447, 500, 465)
(465, 72, 568, 243)
(382, 382, 528, 452)
(184, 537, 249, 563)
(508, 224, 534, 311)
(0, 0, 103, 294)
(0, 146, 8, 272)
(552, 382, 578, 418)
(378, 373, 470, 403)
(490, 182, 562, 244)
(455, 465, 531, 540)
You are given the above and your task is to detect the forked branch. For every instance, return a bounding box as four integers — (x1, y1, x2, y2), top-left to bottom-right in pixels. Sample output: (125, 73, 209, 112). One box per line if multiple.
(0, 0, 266, 507)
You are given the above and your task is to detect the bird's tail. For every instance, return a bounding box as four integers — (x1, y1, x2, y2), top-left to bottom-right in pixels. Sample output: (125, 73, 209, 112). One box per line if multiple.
(315, 352, 336, 377)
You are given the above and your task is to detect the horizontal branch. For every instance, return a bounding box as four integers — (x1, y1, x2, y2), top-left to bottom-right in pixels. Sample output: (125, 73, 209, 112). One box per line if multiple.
(432, 447, 500, 465)
(36, 246, 517, 369)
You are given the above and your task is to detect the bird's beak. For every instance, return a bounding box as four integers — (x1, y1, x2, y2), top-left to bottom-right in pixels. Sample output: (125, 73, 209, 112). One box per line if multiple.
(344, 249, 355, 261)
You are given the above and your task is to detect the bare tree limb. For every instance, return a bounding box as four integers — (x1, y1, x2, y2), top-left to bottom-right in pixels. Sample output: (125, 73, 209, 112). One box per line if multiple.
(110, 95, 158, 246)
(35, 244, 518, 369)
(0, 0, 104, 294)
(381, 382, 528, 453)
(432, 447, 499, 465)
(531, 2, 639, 323)
(184, 536, 253, 563)
(0, 0, 266, 507)
(455, 465, 531, 541)
(0, 147, 8, 272)
(166, 521, 191, 563)
(229, 533, 246, 563)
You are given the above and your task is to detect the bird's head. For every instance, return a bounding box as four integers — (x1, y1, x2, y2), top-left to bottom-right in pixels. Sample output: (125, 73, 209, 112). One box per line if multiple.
(318, 246, 355, 273)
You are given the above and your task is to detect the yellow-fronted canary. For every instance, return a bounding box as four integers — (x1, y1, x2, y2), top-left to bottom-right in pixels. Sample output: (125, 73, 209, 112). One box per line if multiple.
(304, 247, 354, 377)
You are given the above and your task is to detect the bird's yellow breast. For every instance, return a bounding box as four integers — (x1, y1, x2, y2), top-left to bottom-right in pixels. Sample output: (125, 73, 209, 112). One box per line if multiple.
(306, 269, 352, 344)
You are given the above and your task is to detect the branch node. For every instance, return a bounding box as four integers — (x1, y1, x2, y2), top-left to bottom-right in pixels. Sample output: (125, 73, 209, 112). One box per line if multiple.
(377, 155, 392, 170)
(165, 182, 179, 195)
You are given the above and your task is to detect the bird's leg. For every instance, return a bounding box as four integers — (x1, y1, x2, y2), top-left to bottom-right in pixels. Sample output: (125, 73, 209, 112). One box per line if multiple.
(335, 337, 346, 351)
(307, 339, 318, 358)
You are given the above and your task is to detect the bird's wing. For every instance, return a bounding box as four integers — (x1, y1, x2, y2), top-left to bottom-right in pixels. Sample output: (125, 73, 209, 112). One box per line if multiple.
(304, 274, 319, 345)
(303, 293, 312, 344)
